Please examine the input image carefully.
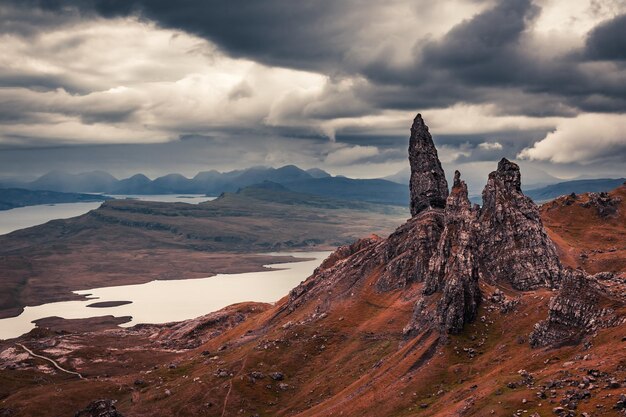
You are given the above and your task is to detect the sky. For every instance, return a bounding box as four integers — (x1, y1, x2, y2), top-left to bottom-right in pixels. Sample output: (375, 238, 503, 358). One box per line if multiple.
(0, 0, 625, 192)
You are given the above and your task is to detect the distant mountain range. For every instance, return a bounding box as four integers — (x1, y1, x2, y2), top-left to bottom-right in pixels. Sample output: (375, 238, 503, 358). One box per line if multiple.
(0, 166, 410, 206)
(2, 166, 623, 207)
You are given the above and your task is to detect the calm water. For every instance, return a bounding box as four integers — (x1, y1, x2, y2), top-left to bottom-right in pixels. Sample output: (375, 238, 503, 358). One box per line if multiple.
(108, 194, 216, 204)
(0, 251, 330, 340)
(0, 195, 216, 235)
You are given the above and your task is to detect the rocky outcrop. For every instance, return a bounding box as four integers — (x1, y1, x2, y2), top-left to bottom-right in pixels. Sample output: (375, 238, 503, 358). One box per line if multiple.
(425, 171, 481, 333)
(376, 210, 444, 291)
(408, 113, 449, 216)
(285, 115, 576, 338)
(529, 270, 619, 347)
(74, 400, 124, 417)
(477, 158, 562, 290)
(286, 236, 384, 312)
(145, 302, 271, 349)
(580, 191, 621, 217)
(317, 235, 383, 271)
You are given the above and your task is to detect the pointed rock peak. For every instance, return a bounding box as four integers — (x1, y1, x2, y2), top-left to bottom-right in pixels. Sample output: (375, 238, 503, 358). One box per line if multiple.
(448, 170, 470, 209)
(411, 113, 428, 132)
(452, 170, 462, 188)
(492, 158, 522, 191)
(408, 113, 449, 216)
(451, 170, 468, 194)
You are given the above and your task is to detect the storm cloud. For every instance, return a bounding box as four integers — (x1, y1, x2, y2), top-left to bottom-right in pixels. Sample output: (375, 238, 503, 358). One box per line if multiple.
(0, 0, 625, 184)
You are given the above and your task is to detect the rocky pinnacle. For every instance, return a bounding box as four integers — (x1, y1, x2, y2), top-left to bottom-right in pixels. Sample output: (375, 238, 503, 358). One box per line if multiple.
(409, 114, 449, 216)
(478, 158, 562, 290)
(429, 170, 481, 333)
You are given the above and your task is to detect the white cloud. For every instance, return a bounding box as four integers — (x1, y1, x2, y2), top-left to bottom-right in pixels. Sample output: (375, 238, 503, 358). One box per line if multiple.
(478, 141, 503, 150)
(0, 17, 330, 145)
(325, 145, 380, 165)
(518, 113, 626, 163)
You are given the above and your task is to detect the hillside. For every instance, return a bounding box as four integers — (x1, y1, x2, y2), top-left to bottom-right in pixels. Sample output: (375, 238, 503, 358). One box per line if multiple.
(526, 178, 626, 203)
(540, 184, 626, 274)
(0, 188, 110, 211)
(0, 115, 624, 417)
(0, 184, 408, 319)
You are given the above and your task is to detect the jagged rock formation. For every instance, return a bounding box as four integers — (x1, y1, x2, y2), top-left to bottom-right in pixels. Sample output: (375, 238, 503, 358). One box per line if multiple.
(477, 158, 562, 290)
(288, 116, 569, 335)
(408, 113, 449, 216)
(580, 191, 622, 217)
(288, 115, 625, 355)
(425, 171, 481, 333)
(529, 270, 620, 347)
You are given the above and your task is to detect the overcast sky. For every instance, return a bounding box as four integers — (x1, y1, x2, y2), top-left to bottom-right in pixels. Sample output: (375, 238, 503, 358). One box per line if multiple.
(0, 0, 625, 191)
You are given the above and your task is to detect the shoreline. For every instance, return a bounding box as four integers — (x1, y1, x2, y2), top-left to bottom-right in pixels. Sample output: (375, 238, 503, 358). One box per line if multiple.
(0, 249, 329, 320)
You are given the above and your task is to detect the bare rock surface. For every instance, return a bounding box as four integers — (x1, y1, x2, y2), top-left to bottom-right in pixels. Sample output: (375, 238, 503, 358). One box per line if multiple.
(408, 113, 449, 216)
(580, 191, 622, 217)
(426, 171, 481, 333)
(529, 270, 621, 347)
(477, 158, 563, 290)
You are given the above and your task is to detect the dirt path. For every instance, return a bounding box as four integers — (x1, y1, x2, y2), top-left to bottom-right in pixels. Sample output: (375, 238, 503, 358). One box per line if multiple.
(17, 343, 84, 379)
(221, 354, 249, 417)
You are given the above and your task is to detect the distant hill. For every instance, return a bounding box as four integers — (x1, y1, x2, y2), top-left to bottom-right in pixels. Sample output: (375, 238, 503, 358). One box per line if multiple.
(284, 176, 408, 206)
(305, 168, 331, 178)
(235, 181, 405, 212)
(0, 188, 110, 211)
(8, 166, 407, 206)
(28, 170, 118, 193)
(525, 178, 626, 203)
(382, 167, 410, 185)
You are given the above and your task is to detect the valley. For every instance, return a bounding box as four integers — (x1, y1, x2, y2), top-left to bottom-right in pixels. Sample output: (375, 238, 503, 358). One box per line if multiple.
(0, 184, 408, 319)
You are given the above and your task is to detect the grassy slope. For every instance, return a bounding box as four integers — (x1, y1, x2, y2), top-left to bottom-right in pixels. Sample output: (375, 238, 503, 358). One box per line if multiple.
(540, 184, 626, 274)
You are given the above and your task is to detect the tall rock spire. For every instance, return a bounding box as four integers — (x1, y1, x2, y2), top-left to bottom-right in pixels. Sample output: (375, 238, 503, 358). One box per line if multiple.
(477, 158, 562, 290)
(409, 114, 449, 216)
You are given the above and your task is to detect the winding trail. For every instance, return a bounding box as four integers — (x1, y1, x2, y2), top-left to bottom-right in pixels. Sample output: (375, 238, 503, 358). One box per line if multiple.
(16, 343, 84, 379)
(221, 354, 249, 417)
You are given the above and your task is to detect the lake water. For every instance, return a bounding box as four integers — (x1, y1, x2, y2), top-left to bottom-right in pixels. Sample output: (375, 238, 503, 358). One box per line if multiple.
(0, 251, 330, 340)
(108, 194, 216, 204)
(0, 195, 216, 235)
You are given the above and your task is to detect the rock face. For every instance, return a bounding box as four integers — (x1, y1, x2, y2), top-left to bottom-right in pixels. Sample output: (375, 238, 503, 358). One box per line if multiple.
(580, 191, 622, 217)
(477, 158, 562, 290)
(529, 270, 618, 347)
(425, 171, 481, 333)
(408, 114, 449, 216)
(376, 210, 444, 291)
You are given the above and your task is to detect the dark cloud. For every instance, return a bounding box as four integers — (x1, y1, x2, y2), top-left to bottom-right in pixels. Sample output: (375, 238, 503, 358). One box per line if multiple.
(422, 0, 539, 85)
(6, 0, 626, 117)
(13, 0, 353, 72)
(0, 0, 625, 179)
(585, 13, 626, 60)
